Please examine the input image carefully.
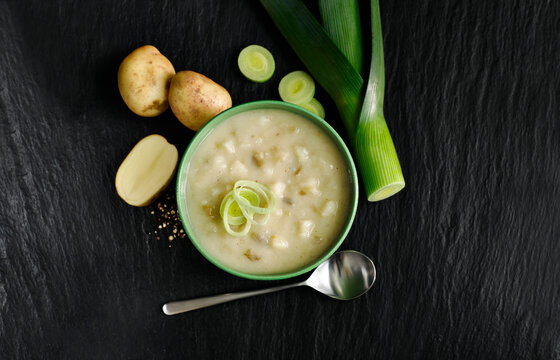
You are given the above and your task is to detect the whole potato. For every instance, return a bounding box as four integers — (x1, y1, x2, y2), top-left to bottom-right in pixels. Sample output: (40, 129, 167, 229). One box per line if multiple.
(118, 45, 175, 117)
(168, 70, 232, 131)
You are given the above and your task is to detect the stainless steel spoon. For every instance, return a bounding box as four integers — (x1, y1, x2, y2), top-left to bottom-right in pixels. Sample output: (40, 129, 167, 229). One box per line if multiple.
(162, 250, 376, 315)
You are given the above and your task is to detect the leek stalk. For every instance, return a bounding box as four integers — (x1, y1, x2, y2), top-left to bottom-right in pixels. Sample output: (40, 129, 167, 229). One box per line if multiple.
(355, 0, 404, 200)
(259, 0, 405, 201)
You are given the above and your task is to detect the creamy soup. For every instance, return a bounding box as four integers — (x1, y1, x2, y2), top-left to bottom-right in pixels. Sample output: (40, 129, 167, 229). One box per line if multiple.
(184, 109, 352, 275)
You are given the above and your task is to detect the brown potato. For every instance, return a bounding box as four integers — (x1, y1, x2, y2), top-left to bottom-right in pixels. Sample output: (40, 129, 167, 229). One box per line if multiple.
(168, 70, 232, 131)
(118, 45, 175, 117)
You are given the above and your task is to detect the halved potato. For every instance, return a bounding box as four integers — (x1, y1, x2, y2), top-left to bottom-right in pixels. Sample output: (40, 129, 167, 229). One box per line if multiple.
(115, 135, 178, 206)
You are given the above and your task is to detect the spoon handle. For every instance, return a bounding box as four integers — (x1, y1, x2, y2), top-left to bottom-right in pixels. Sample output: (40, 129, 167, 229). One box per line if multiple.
(162, 281, 306, 315)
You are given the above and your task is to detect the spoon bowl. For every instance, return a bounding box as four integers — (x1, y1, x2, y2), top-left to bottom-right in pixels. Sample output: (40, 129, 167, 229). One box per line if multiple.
(163, 250, 376, 315)
(306, 250, 376, 300)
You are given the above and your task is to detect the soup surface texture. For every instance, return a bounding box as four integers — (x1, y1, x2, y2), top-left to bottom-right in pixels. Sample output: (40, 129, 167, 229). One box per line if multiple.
(184, 109, 352, 275)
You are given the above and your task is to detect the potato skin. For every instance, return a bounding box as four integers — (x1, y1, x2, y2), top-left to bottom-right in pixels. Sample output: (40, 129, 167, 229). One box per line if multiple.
(118, 45, 175, 117)
(168, 70, 232, 131)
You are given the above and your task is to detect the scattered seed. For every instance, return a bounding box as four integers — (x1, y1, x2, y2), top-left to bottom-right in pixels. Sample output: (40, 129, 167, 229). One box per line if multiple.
(146, 189, 187, 245)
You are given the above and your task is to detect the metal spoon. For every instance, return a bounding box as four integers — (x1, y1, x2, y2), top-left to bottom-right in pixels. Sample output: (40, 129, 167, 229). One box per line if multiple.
(162, 250, 376, 315)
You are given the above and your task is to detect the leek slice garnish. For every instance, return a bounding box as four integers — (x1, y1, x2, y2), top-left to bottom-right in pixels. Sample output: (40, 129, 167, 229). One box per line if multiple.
(221, 197, 251, 236)
(300, 98, 325, 119)
(278, 71, 315, 105)
(238, 45, 276, 83)
(219, 180, 277, 236)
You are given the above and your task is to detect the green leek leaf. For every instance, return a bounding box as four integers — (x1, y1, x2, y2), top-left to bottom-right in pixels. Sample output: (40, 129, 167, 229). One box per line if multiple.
(319, 0, 363, 74)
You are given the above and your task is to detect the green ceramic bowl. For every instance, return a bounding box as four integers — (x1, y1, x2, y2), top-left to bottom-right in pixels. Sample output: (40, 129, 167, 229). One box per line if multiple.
(176, 100, 359, 280)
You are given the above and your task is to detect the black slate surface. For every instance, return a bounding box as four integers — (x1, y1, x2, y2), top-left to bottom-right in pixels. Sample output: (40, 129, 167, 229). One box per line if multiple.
(1, 0, 559, 359)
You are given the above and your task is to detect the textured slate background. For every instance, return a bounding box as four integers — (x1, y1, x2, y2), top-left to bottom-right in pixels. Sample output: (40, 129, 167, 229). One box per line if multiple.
(1, 0, 559, 358)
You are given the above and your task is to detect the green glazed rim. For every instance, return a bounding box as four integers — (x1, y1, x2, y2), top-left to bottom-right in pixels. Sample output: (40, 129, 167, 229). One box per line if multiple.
(176, 100, 359, 280)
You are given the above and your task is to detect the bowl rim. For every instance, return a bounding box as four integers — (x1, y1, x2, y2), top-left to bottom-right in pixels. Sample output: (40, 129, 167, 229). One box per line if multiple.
(176, 100, 359, 280)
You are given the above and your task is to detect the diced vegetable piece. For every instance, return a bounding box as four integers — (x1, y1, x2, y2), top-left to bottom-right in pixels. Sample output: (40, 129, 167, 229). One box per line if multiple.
(298, 220, 315, 238)
(262, 166, 274, 176)
(294, 145, 309, 162)
(209, 155, 227, 170)
(201, 203, 215, 217)
(320, 200, 338, 216)
(238, 45, 276, 83)
(270, 182, 286, 198)
(300, 177, 321, 196)
(243, 249, 261, 261)
(252, 151, 266, 167)
(300, 98, 325, 119)
(251, 231, 271, 243)
(230, 160, 248, 177)
(220, 139, 236, 153)
(257, 116, 271, 125)
(269, 236, 289, 249)
(274, 151, 290, 164)
(278, 71, 315, 105)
